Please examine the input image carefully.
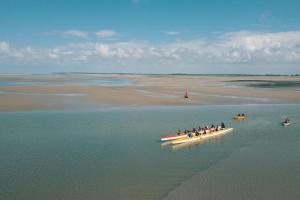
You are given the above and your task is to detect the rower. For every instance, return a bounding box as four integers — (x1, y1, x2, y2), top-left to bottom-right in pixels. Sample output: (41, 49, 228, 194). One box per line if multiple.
(198, 126, 201, 132)
(221, 122, 225, 129)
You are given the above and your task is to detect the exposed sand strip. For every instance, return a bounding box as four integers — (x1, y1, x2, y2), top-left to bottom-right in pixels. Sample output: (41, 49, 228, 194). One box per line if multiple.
(0, 74, 299, 111)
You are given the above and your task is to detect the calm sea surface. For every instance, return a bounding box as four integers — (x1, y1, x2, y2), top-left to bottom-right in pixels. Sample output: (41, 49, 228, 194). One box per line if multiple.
(0, 104, 300, 200)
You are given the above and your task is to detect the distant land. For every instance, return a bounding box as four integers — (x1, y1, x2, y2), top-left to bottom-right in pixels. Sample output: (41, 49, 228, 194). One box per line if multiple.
(1, 72, 299, 77)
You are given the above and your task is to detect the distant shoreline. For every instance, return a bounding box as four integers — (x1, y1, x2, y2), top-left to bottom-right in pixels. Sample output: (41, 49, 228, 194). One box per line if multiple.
(0, 72, 299, 77)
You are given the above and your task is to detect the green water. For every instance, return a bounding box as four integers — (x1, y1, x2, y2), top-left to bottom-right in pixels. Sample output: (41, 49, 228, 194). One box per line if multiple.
(1, 104, 300, 200)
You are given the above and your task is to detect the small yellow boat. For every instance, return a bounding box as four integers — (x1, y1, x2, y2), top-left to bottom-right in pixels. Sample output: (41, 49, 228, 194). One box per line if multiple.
(233, 115, 246, 120)
(171, 128, 233, 144)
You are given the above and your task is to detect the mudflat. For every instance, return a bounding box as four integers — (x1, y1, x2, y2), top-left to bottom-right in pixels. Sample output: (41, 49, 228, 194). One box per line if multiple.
(0, 74, 300, 111)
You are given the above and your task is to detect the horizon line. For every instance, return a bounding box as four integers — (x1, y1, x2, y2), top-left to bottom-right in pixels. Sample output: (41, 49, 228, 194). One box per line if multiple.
(0, 72, 299, 76)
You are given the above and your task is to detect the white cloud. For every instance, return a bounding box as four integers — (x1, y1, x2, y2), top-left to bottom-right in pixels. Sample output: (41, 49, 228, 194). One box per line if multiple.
(47, 48, 60, 59)
(95, 43, 110, 57)
(95, 30, 116, 38)
(0, 41, 10, 53)
(62, 30, 88, 39)
(166, 31, 180, 36)
(12, 52, 24, 58)
(209, 31, 300, 63)
(48, 53, 59, 59)
(2, 31, 300, 73)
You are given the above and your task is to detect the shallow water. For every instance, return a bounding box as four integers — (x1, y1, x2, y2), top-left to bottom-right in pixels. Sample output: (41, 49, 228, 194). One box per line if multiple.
(0, 104, 300, 200)
(0, 91, 86, 96)
(226, 80, 300, 90)
(0, 77, 132, 87)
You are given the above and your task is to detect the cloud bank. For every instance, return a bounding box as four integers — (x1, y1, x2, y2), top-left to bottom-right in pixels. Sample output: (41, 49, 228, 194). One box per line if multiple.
(1, 31, 300, 73)
(62, 30, 88, 39)
(95, 30, 116, 38)
(0, 41, 10, 53)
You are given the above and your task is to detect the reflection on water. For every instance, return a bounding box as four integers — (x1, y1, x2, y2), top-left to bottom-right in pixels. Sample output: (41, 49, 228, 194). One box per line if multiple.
(171, 135, 228, 151)
(160, 141, 172, 147)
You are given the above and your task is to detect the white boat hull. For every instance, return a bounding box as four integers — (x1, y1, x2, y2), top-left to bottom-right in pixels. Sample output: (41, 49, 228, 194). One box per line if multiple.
(171, 128, 233, 144)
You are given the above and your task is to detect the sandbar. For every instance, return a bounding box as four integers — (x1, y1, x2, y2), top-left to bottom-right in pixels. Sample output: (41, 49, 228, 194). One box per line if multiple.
(0, 74, 300, 112)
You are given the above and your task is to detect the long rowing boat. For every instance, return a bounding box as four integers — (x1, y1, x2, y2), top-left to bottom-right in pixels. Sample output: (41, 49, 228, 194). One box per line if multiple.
(160, 132, 189, 141)
(161, 128, 222, 141)
(161, 129, 211, 141)
(171, 128, 233, 144)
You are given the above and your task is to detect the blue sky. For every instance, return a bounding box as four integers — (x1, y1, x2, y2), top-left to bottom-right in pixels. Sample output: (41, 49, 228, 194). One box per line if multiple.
(0, 0, 300, 74)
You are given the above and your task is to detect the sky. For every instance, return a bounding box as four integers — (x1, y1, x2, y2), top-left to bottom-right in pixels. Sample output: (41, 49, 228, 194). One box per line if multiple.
(0, 0, 300, 74)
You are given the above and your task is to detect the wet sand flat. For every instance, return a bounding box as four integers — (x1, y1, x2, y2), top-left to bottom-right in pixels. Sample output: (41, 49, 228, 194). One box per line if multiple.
(0, 74, 300, 111)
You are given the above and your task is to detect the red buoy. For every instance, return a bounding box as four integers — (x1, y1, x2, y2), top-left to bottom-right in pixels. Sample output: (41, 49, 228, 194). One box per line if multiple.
(184, 88, 189, 98)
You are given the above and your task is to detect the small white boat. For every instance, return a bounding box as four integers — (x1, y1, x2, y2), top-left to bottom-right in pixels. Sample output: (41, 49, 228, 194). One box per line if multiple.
(282, 122, 291, 127)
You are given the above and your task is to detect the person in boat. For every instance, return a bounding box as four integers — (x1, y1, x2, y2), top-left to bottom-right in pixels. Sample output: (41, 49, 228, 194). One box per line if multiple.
(221, 122, 225, 129)
(198, 126, 201, 132)
(241, 113, 245, 117)
(237, 113, 241, 116)
(177, 130, 182, 135)
(221, 122, 225, 128)
(284, 118, 290, 123)
(216, 125, 221, 131)
(193, 128, 196, 132)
